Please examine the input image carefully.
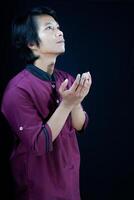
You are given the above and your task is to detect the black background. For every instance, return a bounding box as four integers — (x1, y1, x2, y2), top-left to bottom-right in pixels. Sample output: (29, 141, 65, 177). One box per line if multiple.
(0, 1, 134, 200)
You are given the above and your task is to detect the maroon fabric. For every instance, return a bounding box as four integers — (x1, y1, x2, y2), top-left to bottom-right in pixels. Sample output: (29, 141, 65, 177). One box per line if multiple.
(1, 67, 89, 200)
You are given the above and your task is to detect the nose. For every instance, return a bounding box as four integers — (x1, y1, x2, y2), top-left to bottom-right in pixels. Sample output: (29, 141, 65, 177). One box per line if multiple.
(56, 29, 64, 37)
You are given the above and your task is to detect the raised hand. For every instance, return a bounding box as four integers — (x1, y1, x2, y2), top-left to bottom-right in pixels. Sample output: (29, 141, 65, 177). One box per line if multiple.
(59, 72, 92, 108)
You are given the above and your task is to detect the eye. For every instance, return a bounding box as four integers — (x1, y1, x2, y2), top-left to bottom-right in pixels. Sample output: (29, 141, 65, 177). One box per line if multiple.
(57, 26, 60, 30)
(45, 26, 54, 30)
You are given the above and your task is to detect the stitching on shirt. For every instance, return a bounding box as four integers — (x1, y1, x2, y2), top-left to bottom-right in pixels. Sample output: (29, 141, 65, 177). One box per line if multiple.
(42, 126, 49, 152)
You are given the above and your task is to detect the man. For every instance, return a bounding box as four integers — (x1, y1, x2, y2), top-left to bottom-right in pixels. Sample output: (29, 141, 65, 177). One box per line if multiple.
(1, 5, 92, 200)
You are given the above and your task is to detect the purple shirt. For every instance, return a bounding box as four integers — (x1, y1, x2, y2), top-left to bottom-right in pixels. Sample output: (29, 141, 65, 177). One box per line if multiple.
(1, 65, 89, 200)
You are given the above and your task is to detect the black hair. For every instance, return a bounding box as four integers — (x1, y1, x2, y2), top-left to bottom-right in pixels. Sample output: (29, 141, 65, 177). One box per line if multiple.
(11, 6, 57, 64)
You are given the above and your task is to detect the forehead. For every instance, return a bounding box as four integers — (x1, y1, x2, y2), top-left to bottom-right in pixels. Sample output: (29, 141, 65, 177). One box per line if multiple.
(35, 15, 59, 28)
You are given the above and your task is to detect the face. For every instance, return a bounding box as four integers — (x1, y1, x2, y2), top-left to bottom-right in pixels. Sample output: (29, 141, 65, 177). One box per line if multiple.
(33, 15, 65, 57)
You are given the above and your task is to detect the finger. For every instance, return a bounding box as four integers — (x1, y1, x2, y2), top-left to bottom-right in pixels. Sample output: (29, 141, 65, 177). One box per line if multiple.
(59, 79, 68, 93)
(82, 72, 92, 87)
(80, 78, 91, 96)
(75, 74, 86, 95)
(76, 72, 91, 96)
(75, 79, 86, 96)
(80, 73, 86, 85)
(79, 71, 91, 84)
(70, 74, 81, 92)
(87, 71, 91, 81)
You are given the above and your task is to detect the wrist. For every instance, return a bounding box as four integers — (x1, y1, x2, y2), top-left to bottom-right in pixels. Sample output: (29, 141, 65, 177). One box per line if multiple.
(72, 103, 82, 110)
(60, 101, 74, 112)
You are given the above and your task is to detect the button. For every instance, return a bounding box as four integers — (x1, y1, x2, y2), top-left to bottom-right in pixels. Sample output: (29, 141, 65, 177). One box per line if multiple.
(19, 126, 23, 131)
(51, 84, 55, 88)
(56, 99, 60, 104)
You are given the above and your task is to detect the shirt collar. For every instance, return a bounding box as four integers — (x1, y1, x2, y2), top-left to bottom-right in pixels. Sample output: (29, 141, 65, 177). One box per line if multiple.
(26, 64, 56, 82)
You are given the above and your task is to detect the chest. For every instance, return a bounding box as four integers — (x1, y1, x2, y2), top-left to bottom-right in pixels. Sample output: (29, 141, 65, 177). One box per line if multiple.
(29, 80, 62, 121)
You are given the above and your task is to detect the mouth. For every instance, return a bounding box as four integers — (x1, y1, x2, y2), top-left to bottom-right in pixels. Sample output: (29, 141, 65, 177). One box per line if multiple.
(57, 40, 65, 44)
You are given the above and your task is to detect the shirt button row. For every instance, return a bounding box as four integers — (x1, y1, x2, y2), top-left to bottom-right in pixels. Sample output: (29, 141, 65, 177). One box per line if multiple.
(19, 126, 23, 131)
(56, 99, 60, 104)
(51, 84, 55, 88)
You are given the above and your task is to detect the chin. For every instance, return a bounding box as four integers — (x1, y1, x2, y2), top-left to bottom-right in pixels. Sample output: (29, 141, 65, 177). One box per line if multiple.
(61, 47, 65, 52)
(56, 49, 65, 56)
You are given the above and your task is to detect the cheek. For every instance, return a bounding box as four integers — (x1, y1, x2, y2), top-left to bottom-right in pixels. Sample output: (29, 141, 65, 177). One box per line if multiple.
(38, 32, 49, 44)
(41, 36, 55, 47)
(38, 32, 57, 50)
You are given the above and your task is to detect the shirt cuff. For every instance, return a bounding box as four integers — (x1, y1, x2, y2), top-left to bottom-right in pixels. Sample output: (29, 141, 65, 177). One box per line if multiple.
(42, 123, 53, 152)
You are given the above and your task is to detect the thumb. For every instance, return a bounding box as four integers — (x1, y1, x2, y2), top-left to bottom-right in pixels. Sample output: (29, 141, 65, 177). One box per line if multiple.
(59, 79, 68, 93)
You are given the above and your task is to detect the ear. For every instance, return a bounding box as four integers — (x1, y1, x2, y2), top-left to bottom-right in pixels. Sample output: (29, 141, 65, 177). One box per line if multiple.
(27, 42, 37, 50)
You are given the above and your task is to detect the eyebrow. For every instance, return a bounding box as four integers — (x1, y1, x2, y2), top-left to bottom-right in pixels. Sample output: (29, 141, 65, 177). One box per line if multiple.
(44, 22, 60, 27)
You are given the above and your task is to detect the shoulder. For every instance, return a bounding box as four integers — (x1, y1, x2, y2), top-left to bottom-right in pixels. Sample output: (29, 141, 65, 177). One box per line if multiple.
(3, 68, 40, 94)
(5, 70, 31, 89)
(1, 70, 35, 115)
(1, 70, 34, 105)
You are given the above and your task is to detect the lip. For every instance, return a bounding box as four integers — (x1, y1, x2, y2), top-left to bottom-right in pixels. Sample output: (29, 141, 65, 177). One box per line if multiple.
(57, 40, 65, 43)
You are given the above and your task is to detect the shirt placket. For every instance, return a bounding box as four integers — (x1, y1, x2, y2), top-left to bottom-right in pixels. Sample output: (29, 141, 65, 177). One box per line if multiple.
(51, 81, 61, 106)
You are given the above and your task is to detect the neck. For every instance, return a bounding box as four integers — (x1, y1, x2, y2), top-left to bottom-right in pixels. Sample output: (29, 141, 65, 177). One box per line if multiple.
(34, 54, 57, 75)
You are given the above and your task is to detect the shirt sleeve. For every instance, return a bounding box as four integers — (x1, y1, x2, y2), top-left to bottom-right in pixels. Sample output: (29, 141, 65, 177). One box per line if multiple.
(67, 73, 89, 133)
(1, 87, 53, 156)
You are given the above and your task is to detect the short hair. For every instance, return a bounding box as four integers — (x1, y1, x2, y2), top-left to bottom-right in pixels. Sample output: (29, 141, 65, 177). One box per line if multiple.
(11, 6, 57, 64)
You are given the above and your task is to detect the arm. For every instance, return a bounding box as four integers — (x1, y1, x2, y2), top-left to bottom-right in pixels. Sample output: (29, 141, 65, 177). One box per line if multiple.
(71, 104, 86, 131)
(46, 71, 91, 139)
(71, 72, 91, 132)
(47, 101, 73, 141)
(1, 87, 73, 155)
(1, 72, 91, 155)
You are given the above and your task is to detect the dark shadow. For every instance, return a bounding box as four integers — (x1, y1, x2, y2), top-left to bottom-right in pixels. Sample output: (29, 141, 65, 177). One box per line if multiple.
(0, 113, 15, 200)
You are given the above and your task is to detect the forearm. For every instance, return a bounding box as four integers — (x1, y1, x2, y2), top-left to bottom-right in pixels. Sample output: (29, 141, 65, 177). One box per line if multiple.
(47, 101, 73, 142)
(71, 103, 86, 131)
